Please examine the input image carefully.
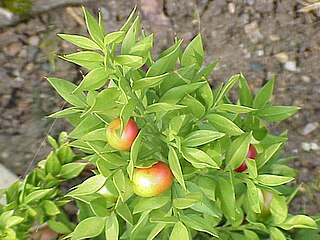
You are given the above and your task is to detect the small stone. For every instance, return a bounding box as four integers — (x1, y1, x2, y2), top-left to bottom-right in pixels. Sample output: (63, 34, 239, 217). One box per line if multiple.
(269, 34, 280, 41)
(310, 142, 320, 151)
(301, 122, 319, 135)
(244, 21, 264, 44)
(274, 52, 289, 63)
(302, 75, 311, 83)
(0, 7, 19, 27)
(245, 0, 255, 5)
(27, 35, 40, 46)
(284, 61, 298, 72)
(301, 142, 311, 151)
(256, 49, 264, 56)
(250, 61, 266, 71)
(4, 42, 23, 57)
(239, 14, 250, 24)
(228, 3, 236, 14)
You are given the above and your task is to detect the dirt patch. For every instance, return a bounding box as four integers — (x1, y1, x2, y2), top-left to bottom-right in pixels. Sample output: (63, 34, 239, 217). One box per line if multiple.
(0, 0, 319, 214)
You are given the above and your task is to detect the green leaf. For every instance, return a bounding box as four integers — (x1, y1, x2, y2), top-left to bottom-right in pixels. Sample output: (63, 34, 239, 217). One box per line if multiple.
(82, 7, 104, 47)
(67, 174, 106, 196)
(173, 192, 202, 209)
(74, 67, 109, 92)
(181, 34, 203, 69)
(57, 34, 101, 50)
(45, 151, 61, 176)
(91, 87, 120, 112)
(217, 104, 256, 114)
(146, 103, 187, 113)
(278, 215, 318, 230)
(245, 179, 261, 214)
(6, 216, 24, 228)
(198, 177, 217, 201)
(113, 170, 133, 202)
(168, 146, 186, 190)
(244, 230, 259, 240)
(115, 55, 144, 69)
(81, 128, 107, 141)
(160, 82, 205, 104)
(147, 40, 183, 77)
(115, 201, 133, 225)
(90, 197, 109, 217)
(253, 77, 274, 109)
(104, 31, 125, 45)
(256, 106, 300, 122)
(214, 74, 240, 105)
(133, 73, 169, 90)
(48, 219, 73, 234)
(183, 130, 225, 147)
(129, 34, 154, 56)
(256, 175, 294, 186)
(180, 214, 218, 237)
(194, 60, 218, 81)
(270, 227, 286, 240)
(128, 130, 143, 180)
(49, 107, 81, 118)
(25, 189, 52, 204)
(270, 195, 288, 224)
(170, 222, 190, 240)
(238, 74, 253, 107)
(105, 212, 119, 240)
(217, 176, 236, 221)
(43, 200, 61, 216)
(180, 94, 206, 119)
(181, 147, 219, 169)
(72, 216, 105, 240)
(256, 143, 282, 169)
(196, 82, 214, 109)
(246, 158, 258, 179)
(60, 162, 87, 179)
(60, 51, 104, 70)
(69, 114, 103, 139)
(121, 16, 140, 54)
(46, 77, 86, 107)
(147, 223, 166, 240)
(133, 192, 170, 214)
(206, 114, 244, 136)
(225, 132, 252, 169)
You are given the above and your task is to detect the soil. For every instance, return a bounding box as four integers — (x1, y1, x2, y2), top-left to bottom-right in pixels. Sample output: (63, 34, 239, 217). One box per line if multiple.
(0, 0, 319, 215)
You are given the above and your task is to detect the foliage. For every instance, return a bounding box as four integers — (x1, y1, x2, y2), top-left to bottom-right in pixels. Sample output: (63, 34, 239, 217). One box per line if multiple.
(2, 7, 319, 240)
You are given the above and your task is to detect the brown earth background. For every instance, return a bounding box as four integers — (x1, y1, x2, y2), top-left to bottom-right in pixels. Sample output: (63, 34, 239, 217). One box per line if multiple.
(0, 0, 319, 215)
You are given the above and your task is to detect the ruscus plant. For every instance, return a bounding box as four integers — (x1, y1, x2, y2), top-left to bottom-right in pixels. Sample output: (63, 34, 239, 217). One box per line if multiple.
(1, 6, 319, 240)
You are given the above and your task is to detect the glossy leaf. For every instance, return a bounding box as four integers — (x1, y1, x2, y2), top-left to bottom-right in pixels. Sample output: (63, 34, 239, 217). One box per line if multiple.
(225, 132, 251, 169)
(182, 130, 225, 147)
(82, 7, 104, 47)
(256, 175, 294, 186)
(253, 78, 274, 109)
(72, 216, 105, 240)
(238, 74, 253, 107)
(182, 147, 219, 169)
(181, 34, 203, 69)
(256, 106, 300, 122)
(168, 146, 186, 190)
(57, 34, 101, 50)
(60, 163, 87, 179)
(245, 179, 261, 213)
(278, 215, 317, 230)
(206, 114, 244, 136)
(67, 174, 106, 196)
(146, 103, 187, 113)
(25, 189, 52, 204)
(133, 73, 169, 90)
(270, 227, 286, 240)
(74, 67, 109, 92)
(60, 51, 103, 70)
(217, 176, 236, 221)
(170, 222, 190, 240)
(46, 77, 86, 107)
(270, 195, 288, 224)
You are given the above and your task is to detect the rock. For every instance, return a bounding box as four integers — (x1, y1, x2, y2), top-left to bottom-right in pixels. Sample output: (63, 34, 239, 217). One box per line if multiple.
(0, 7, 19, 27)
(301, 142, 311, 151)
(250, 61, 266, 71)
(30, 0, 92, 13)
(274, 52, 289, 63)
(244, 21, 264, 43)
(254, 0, 274, 13)
(239, 13, 250, 24)
(301, 122, 319, 135)
(301, 75, 311, 83)
(284, 61, 298, 72)
(4, 41, 24, 57)
(256, 49, 264, 56)
(27, 35, 40, 46)
(228, 3, 236, 14)
(245, 0, 255, 5)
